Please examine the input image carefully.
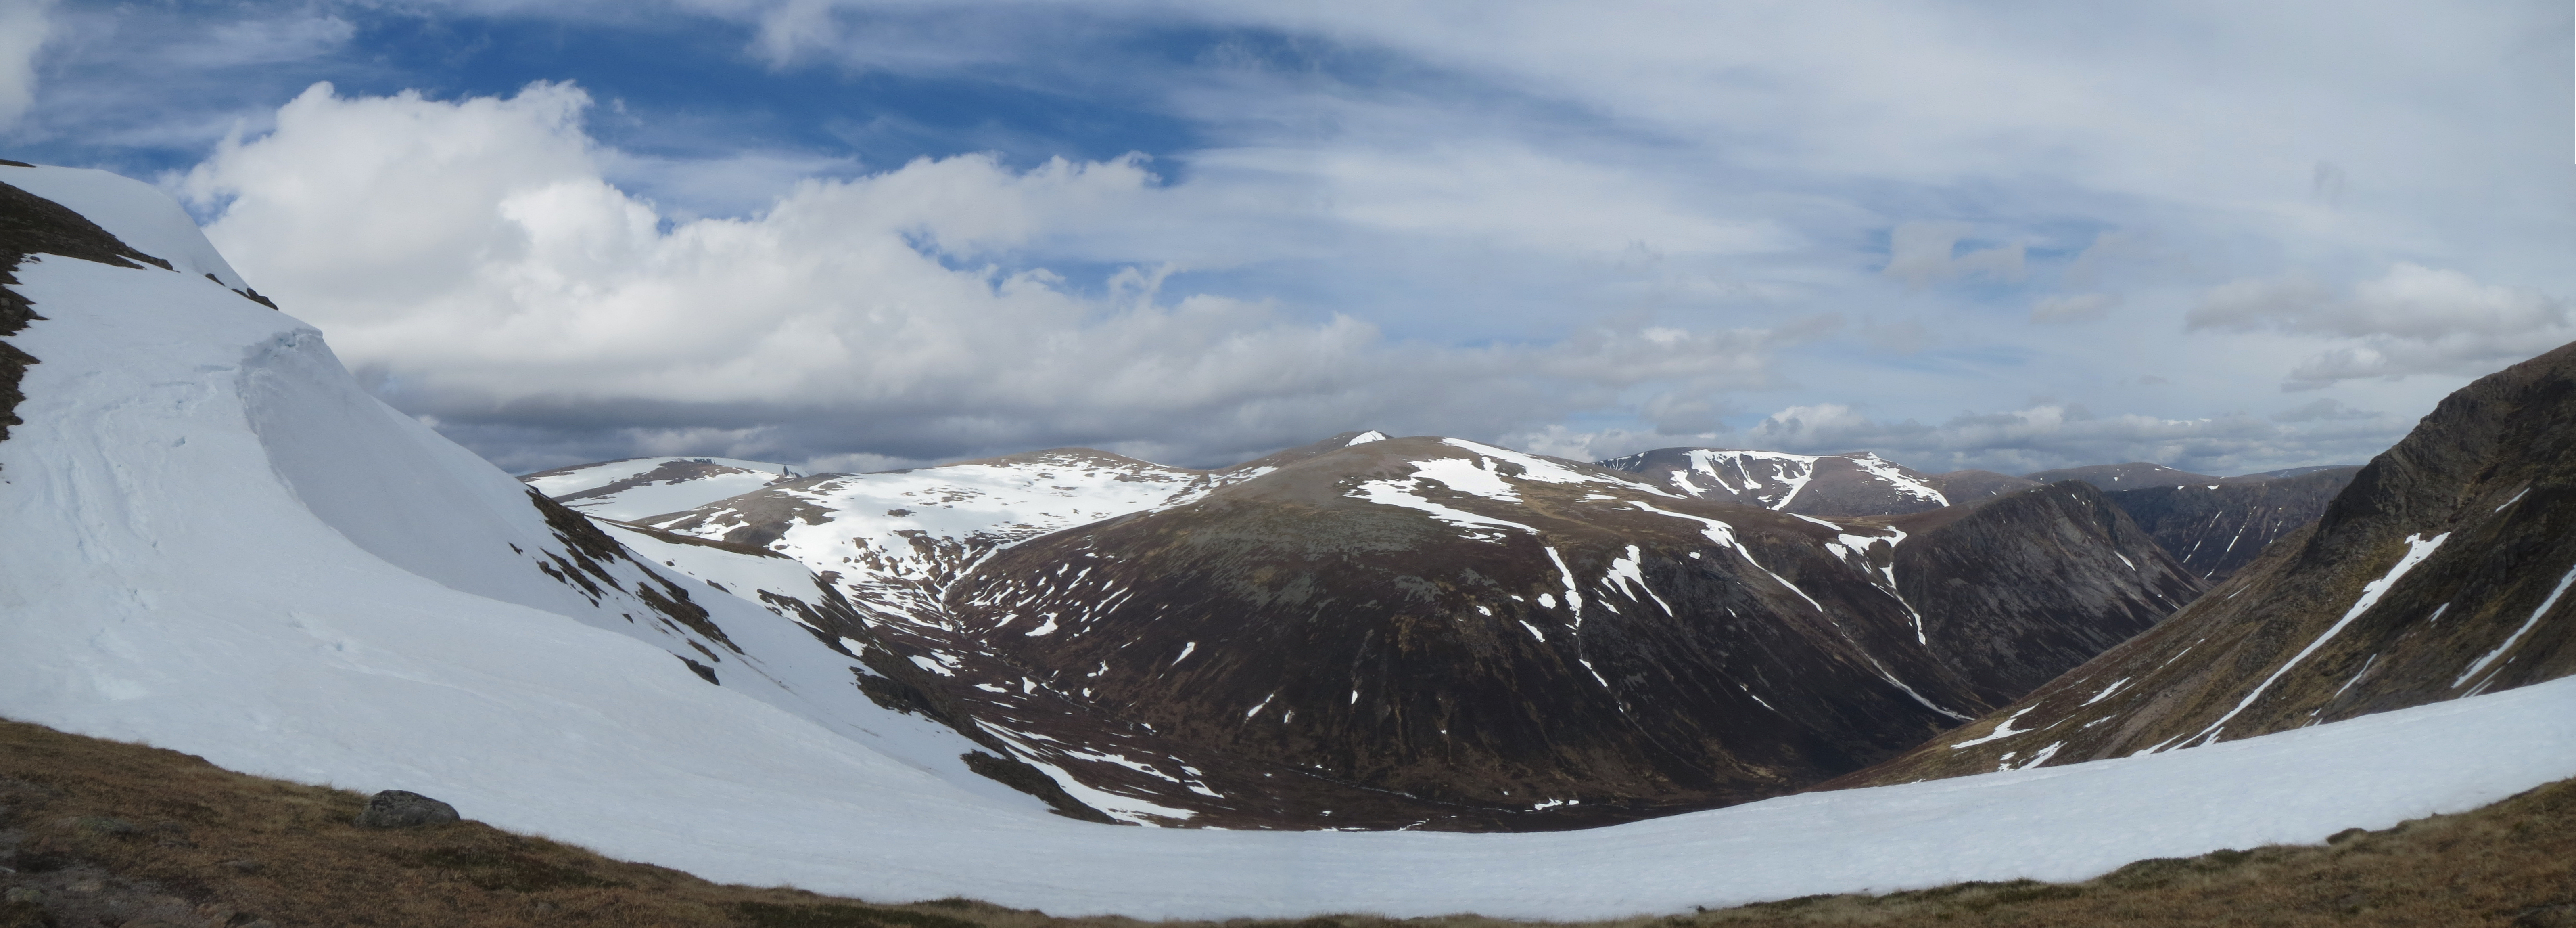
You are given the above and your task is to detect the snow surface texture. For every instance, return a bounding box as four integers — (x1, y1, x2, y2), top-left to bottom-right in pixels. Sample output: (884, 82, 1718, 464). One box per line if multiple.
(6, 169, 2576, 920)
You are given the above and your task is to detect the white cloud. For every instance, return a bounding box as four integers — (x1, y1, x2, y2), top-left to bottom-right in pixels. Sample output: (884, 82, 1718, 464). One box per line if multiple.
(2187, 262, 2574, 389)
(181, 82, 1797, 471)
(1881, 222, 2025, 289)
(1724, 401, 2399, 476)
(2031, 293, 2118, 323)
(0, 0, 55, 130)
(184, 14, 355, 68)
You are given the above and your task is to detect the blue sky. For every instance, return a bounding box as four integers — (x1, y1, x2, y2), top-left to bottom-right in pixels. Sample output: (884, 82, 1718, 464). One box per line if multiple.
(2, 1, 2568, 475)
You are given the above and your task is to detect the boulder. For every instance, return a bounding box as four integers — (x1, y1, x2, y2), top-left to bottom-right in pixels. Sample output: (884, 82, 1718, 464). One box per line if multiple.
(353, 790, 458, 828)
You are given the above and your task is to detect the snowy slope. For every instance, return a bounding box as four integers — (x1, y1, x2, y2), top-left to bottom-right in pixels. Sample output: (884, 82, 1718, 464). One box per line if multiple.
(6, 166, 2576, 920)
(1597, 448, 1951, 516)
(0, 164, 1050, 817)
(522, 455, 801, 521)
(643, 448, 1218, 628)
(2, 165, 257, 294)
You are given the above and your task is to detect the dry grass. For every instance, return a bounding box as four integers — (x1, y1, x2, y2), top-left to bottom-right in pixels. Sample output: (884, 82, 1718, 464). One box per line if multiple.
(1, 716, 2569, 928)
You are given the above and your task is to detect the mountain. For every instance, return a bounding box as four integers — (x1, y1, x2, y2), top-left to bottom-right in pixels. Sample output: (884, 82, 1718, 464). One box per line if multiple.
(1840, 341, 2576, 785)
(1593, 448, 1954, 516)
(520, 455, 804, 521)
(1591, 448, 2048, 517)
(1931, 468, 2044, 503)
(911, 438, 2203, 827)
(13, 163, 2576, 920)
(2097, 467, 2363, 582)
(617, 433, 2199, 827)
(2021, 461, 2223, 489)
(0, 164, 1093, 828)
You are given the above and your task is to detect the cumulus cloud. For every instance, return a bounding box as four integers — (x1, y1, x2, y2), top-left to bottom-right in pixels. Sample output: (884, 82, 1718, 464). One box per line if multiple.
(182, 82, 1797, 472)
(2187, 262, 2574, 389)
(1881, 222, 2026, 289)
(0, 0, 55, 129)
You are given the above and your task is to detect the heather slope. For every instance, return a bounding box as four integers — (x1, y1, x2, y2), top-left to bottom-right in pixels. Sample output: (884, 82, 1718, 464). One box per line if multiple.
(8, 713, 2575, 928)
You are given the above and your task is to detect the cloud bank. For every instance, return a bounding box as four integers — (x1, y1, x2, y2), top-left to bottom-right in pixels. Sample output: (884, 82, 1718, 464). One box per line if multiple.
(2188, 263, 2574, 390)
(183, 82, 1797, 471)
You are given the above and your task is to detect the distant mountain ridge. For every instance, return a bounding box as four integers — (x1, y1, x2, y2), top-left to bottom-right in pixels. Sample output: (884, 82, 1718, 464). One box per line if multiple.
(936, 440, 2199, 826)
(522, 456, 804, 522)
(1594, 448, 2039, 517)
(586, 432, 2202, 827)
(1838, 341, 2576, 786)
(2095, 467, 2363, 582)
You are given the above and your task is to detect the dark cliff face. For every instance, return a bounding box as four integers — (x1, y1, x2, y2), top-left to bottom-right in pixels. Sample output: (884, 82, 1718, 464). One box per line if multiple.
(927, 439, 2201, 829)
(2098, 467, 2361, 582)
(1890, 481, 2207, 706)
(1836, 341, 2576, 788)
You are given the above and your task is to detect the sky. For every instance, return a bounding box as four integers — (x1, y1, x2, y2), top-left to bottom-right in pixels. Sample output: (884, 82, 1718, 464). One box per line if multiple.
(0, 0, 2568, 476)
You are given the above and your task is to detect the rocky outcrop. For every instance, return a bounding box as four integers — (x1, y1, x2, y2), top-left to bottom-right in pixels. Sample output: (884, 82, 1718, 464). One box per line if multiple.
(1836, 341, 2576, 786)
(354, 790, 460, 828)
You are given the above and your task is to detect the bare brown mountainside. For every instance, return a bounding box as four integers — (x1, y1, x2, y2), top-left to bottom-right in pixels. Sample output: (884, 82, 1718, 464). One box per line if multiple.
(924, 437, 2200, 828)
(2100, 467, 2362, 582)
(1837, 340, 2576, 786)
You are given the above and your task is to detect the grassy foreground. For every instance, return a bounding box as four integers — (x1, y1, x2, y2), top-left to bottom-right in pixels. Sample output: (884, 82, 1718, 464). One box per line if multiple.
(1, 716, 2570, 928)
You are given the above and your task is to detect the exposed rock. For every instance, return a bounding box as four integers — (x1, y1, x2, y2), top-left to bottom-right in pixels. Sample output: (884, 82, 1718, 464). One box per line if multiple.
(354, 790, 460, 828)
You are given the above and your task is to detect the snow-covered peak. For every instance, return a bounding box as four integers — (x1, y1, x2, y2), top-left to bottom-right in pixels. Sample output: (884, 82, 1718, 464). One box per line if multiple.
(2, 164, 255, 292)
(1345, 430, 1388, 446)
(522, 455, 802, 522)
(1596, 447, 1951, 517)
(1336, 437, 1675, 541)
(645, 447, 1214, 628)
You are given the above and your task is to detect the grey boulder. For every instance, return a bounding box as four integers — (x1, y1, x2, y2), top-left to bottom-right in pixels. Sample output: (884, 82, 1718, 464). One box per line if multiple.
(354, 790, 459, 828)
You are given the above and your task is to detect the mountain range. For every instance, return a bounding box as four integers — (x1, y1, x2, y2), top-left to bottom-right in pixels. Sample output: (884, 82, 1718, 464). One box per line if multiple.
(6, 163, 2575, 919)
